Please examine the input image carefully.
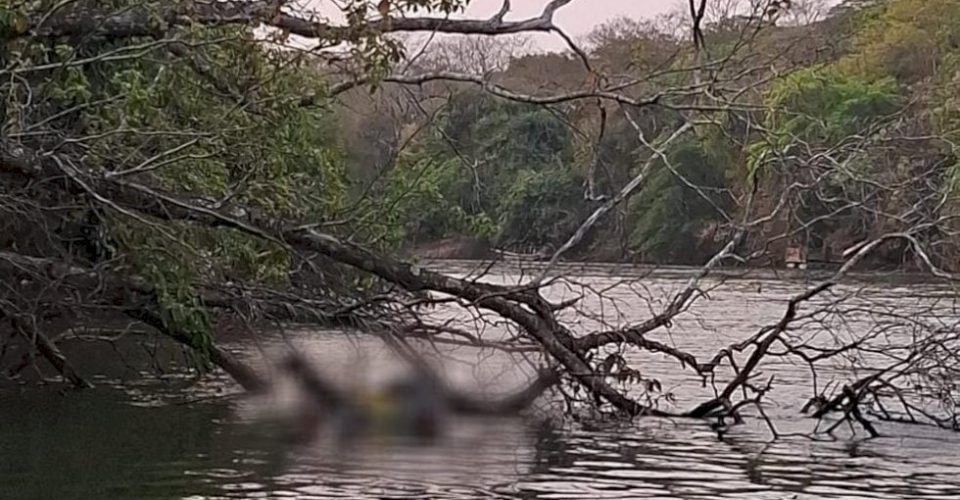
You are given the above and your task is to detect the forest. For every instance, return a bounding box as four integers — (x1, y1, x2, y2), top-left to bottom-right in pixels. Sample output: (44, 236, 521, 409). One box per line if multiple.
(3, 0, 960, 476)
(339, 0, 960, 268)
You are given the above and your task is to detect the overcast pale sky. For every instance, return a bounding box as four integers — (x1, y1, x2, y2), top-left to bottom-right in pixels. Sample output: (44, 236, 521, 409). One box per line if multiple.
(461, 0, 677, 26)
(305, 1, 839, 52)
(460, 0, 679, 50)
(307, 0, 681, 51)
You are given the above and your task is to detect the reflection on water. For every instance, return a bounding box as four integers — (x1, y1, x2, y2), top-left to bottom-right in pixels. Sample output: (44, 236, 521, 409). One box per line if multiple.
(2, 267, 960, 499)
(4, 386, 959, 499)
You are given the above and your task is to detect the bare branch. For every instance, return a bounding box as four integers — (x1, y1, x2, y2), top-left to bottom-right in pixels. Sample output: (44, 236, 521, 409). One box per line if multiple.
(14, 0, 576, 42)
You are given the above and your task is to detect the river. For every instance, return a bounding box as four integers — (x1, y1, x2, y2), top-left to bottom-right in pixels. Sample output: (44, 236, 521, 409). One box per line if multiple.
(2, 262, 960, 499)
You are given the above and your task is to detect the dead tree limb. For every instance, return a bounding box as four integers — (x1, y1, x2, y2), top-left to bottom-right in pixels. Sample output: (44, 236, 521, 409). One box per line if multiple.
(6, 314, 93, 389)
(2, 140, 658, 416)
(13, 0, 575, 42)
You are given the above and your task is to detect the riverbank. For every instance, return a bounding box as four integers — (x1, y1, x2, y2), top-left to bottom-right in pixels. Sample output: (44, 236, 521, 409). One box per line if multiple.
(407, 238, 944, 284)
(414, 258, 953, 286)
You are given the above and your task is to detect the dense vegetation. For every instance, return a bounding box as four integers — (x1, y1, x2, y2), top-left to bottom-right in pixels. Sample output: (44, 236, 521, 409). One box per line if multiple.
(340, 0, 960, 266)
(0, 0, 484, 384)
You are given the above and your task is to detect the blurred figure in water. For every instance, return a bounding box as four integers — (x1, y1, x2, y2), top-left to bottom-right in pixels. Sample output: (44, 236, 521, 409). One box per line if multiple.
(377, 372, 446, 440)
(278, 353, 447, 444)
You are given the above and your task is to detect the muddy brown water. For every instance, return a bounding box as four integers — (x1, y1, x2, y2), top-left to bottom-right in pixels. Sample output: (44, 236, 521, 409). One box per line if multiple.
(2, 262, 960, 499)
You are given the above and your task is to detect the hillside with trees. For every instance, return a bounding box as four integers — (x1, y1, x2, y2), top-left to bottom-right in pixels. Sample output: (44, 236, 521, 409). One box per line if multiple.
(337, 0, 960, 268)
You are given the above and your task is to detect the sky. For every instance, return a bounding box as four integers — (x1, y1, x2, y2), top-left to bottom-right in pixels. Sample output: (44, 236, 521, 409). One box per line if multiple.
(458, 0, 679, 50)
(305, 0, 682, 52)
(303, 1, 840, 53)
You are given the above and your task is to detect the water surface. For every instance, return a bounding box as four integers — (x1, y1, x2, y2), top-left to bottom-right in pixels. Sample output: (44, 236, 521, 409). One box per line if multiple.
(2, 263, 960, 499)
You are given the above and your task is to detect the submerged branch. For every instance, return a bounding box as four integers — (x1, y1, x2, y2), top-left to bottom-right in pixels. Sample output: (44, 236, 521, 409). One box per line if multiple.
(6, 314, 93, 389)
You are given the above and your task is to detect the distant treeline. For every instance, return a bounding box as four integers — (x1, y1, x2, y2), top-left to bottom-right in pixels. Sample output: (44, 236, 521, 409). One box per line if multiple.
(337, 0, 960, 268)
